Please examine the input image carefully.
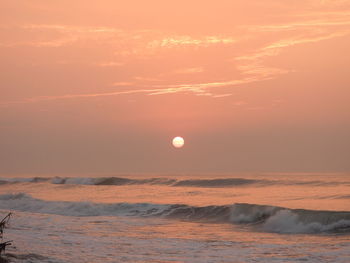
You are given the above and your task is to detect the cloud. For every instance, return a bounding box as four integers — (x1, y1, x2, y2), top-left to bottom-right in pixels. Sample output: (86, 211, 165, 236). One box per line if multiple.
(147, 36, 236, 49)
(0, 75, 271, 107)
(0, 89, 159, 106)
(148, 76, 272, 96)
(234, 30, 350, 79)
(248, 20, 350, 32)
(1, 24, 237, 52)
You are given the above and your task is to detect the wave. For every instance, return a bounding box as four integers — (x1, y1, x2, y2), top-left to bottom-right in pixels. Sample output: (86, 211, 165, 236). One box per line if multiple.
(0, 176, 347, 188)
(0, 176, 262, 187)
(47, 176, 261, 187)
(0, 193, 349, 234)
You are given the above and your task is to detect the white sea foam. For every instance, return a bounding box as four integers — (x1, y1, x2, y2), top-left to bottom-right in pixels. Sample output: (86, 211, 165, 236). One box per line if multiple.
(263, 209, 350, 233)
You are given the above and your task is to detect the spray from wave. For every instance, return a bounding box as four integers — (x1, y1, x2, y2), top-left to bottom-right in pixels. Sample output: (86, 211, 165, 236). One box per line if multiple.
(0, 193, 349, 234)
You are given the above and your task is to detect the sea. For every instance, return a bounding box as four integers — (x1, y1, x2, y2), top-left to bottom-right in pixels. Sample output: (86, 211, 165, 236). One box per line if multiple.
(0, 173, 349, 263)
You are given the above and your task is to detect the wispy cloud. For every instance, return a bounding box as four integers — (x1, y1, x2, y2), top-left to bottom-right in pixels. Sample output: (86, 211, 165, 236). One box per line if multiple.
(147, 36, 236, 48)
(148, 76, 273, 96)
(234, 30, 350, 78)
(0, 89, 159, 106)
(264, 31, 350, 50)
(0, 75, 269, 107)
(1, 24, 237, 51)
(248, 20, 350, 32)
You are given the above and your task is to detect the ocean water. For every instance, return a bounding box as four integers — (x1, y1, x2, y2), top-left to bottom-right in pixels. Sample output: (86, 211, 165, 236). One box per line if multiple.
(0, 173, 349, 262)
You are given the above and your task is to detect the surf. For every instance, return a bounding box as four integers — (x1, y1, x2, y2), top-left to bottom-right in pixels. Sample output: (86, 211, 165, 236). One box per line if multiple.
(1, 193, 349, 234)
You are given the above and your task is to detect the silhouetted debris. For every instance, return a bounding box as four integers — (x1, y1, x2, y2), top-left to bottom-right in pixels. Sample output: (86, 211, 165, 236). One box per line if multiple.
(0, 213, 11, 239)
(0, 242, 12, 255)
(0, 213, 13, 259)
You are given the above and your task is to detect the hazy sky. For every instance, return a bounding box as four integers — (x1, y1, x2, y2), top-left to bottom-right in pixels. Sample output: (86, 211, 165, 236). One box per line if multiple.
(1, 0, 350, 174)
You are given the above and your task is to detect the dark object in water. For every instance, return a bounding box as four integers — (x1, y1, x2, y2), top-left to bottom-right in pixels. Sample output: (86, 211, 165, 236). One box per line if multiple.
(0, 241, 12, 255)
(0, 213, 11, 239)
(0, 213, 13, 257)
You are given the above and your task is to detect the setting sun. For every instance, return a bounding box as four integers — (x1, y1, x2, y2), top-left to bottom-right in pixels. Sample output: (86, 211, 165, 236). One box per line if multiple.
(172, 137, 184, 148)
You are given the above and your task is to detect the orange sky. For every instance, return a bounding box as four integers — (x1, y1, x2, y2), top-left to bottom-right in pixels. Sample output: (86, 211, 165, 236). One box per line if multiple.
(1, 0, 350, 174)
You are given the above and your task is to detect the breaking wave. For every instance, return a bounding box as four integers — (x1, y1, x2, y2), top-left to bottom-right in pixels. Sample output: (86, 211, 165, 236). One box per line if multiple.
(0, 176, 347, 188)
(0, 193, 349, 234)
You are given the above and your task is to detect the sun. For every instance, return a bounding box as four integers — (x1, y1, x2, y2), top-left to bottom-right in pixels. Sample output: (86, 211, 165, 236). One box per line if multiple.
(172, 136, 184, 148)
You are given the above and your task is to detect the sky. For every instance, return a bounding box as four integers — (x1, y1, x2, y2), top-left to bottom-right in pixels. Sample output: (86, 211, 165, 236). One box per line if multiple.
(1, 0, 350, 175)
